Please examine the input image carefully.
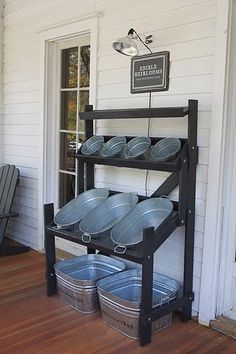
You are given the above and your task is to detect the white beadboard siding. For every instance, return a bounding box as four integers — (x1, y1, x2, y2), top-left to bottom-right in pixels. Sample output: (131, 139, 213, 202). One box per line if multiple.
(2, 0, 99, 250)
(2, 0, 217, 314)
(3, 113, 40, 124)
(98, 0, 215, 27)
(95, 0, 216, 315)
(0, 1, 3, 166)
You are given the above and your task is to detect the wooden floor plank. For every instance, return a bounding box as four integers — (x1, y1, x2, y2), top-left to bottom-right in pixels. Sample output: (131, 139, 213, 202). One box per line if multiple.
(211, 316, 236, 339)
(0, 250, 235, 354)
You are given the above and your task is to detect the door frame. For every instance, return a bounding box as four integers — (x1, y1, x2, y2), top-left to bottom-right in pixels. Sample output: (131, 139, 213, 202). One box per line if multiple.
(38, 14, 99, 251)
(199, 0, 234, 325)
(216, 0, 236, 320)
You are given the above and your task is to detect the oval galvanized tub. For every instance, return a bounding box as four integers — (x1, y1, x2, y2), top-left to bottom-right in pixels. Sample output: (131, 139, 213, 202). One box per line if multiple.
(110, 197, 173, 254)
(79, 193, 139, 243)
(54, 188, 109, 229)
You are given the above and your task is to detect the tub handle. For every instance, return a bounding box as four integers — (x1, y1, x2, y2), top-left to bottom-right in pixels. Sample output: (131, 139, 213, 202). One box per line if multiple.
(52, 225, 62, 230)
(114, 244, 126, 254)
(159, 296, 169, 306)
(82, 233, 91, 243)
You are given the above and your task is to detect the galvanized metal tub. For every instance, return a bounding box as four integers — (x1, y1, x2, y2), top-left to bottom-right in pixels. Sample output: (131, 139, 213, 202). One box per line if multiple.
(97, 269, 179, 339)
(123, 136, 151, 159)
(56, 276, 99, 313)
(54, 188, 109, 230)
(79, 193, 139, 243)
(150, 137, 181, 161)
(110, 198, 173, 254)
(54, 254, 126, 313)
(100, 136, 126, 158)
(81, 135, 104, 155)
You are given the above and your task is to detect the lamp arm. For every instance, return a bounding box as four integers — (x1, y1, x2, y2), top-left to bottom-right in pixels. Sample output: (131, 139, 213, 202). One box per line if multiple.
(128, 28, 152, 54)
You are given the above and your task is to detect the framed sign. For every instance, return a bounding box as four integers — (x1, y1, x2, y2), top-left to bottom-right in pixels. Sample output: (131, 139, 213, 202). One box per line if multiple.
(130, 51, 170, 93)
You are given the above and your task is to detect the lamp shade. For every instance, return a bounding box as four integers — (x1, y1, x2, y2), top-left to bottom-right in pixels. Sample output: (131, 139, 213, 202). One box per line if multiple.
(112, 34, 139, 56)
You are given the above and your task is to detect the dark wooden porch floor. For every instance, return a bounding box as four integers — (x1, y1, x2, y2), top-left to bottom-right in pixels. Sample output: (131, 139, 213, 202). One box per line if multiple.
(0, 250, 235, 354)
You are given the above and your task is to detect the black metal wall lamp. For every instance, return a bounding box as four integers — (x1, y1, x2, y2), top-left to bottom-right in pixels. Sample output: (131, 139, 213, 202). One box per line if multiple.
(112, 28, 153, 56)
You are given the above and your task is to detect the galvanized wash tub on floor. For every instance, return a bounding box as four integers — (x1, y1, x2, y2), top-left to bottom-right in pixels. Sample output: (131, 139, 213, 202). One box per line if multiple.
(54, 254, 126, 313)
(97, 269, 179, 339)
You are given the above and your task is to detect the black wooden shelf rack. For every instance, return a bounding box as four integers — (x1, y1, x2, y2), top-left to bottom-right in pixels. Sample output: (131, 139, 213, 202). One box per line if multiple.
(44, 99, 198, 347)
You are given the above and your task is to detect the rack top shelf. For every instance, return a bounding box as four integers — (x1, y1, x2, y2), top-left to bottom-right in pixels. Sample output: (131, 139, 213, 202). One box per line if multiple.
(76, 138, 188, 172)
(76, 152, 181, 172)
(80, 106, 189, 120)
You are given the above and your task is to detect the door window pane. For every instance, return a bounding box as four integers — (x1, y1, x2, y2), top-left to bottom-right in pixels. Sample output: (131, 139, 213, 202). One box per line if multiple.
(79, 90, 89, 113)
(60, 91, 77, 130)
(60, 133, 76, 172)
(78, 133, 85, 146)
(59, 173, 75, 207)
(78, 118, 84, 133)
(80, 45, 90, 88)
(61, 47, 78, 88)
(58, 41, 90, 208)
(78, 90, 89, 132)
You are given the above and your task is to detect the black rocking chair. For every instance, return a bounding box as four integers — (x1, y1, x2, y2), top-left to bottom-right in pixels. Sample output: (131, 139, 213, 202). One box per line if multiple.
(0, 165, 30, 256)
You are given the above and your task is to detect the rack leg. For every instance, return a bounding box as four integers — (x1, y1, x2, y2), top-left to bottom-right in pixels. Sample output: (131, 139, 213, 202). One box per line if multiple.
(78, 160, 85, 194)
(45, 234, 57, 296)
(182, 302, 192, 322)
(140, 228, 154, 346)
(87, 248, 96, 254)
(182, 100, 198, 322)
(44, 204, 57, 296)
(182, 170, 195, 322)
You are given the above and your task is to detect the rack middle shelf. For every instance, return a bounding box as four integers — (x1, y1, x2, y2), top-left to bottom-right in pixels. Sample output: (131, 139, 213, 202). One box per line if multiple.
(45, 210, 180, 264)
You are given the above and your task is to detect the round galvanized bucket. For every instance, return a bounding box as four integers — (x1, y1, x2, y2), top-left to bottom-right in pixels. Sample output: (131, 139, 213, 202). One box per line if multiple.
(81, 135, 104, 155)
(151, 137, 181, 161)
(100, 136, 126, 158)
(123, 136, 151, 159)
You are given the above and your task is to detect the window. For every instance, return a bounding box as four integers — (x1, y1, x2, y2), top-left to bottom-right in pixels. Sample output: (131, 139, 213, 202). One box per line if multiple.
(58, 38, 90, 207)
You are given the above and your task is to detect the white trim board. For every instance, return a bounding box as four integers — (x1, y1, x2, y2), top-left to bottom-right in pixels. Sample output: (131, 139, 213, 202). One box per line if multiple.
(199, 0, 231, 326)
(217, 0, 236, 321)
(0, 1, 3, 166)
(38, 16, 98, 251)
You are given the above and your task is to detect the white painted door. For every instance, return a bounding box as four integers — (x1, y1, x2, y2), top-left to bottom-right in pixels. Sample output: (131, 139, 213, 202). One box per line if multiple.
(220, 0, 236, 321)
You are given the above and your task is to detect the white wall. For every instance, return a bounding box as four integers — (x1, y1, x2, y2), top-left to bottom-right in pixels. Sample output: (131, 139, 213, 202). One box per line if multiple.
(2, 0, 98, 250)
(2, 0, 217, 314)
(95, 0, 216, 315)
(0, 1, 3, 166)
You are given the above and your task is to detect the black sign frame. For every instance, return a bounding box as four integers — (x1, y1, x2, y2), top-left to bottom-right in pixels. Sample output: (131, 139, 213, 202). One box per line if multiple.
(130, 51, 170, 94)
